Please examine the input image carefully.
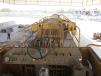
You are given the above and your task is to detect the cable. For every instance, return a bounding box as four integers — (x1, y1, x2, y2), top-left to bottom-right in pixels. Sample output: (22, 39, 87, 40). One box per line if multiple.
(27, 47, 48, 60)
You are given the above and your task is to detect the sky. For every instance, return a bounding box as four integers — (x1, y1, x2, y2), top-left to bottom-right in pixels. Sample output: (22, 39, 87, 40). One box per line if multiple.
(0, 2, 101, 12)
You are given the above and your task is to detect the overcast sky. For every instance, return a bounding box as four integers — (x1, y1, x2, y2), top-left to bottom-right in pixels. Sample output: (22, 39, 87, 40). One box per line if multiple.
(0, 3, 101, 11)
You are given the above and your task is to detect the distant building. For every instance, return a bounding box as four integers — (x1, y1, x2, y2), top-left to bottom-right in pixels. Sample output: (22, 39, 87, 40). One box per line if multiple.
(0, 21, 15, 32)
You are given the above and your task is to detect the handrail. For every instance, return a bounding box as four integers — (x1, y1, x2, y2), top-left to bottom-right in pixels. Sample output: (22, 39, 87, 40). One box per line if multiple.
(75, 26, 80, 47)
(32, 14, 81, 47)
(87, 44, 101, 47)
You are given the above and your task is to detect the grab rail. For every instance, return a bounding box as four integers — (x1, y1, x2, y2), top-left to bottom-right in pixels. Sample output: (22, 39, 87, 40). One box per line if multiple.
(75, 26, 80, 47)
(87, 44, 101, 47)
